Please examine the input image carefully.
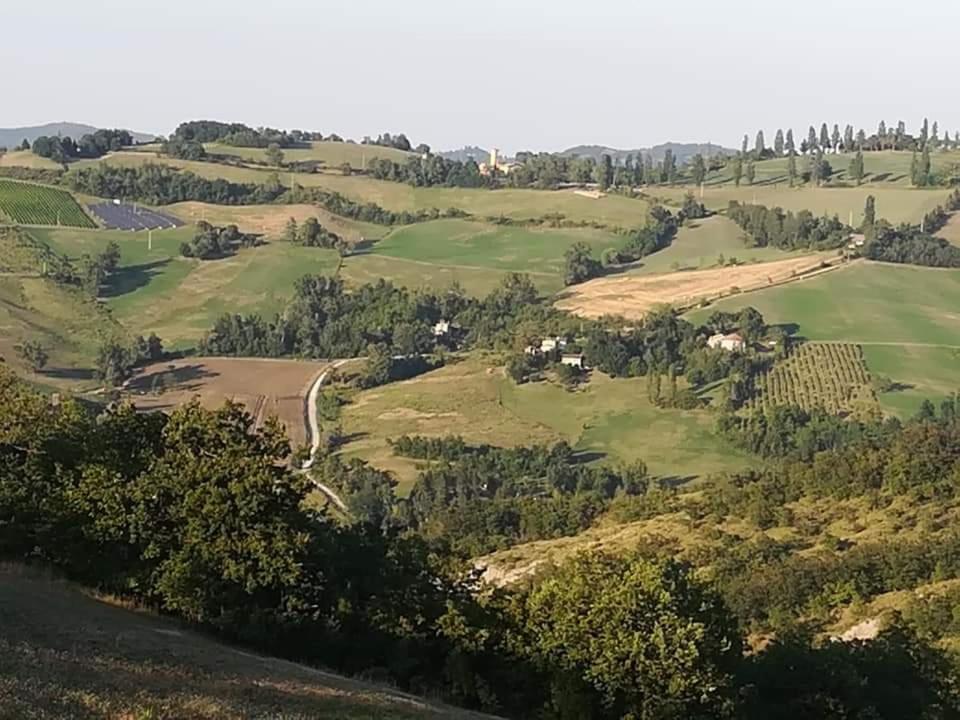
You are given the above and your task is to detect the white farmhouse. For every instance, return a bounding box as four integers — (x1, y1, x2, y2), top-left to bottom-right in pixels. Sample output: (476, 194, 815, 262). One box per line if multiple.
(707, 332, 747, 352)
(432, 320, 451, 337)
(560, 354, 586, 369)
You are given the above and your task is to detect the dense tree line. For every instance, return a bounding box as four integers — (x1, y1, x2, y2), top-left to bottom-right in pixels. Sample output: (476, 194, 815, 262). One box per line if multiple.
(179, 221, 262, 259)
(32, 129, 133, 162)
(201, 272, 575, 359)
(367, 155, 491, 188)
(2, 368, 959, 718)
(171, 120, 319, 148)
(726, 202, 850, 250)
(282, 216, 347, 253)
(864, 221, 960, 267)
(362, 132, 421, 152)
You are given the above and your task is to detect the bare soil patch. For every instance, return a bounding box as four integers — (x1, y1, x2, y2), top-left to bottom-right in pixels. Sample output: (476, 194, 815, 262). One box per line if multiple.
(125, 357, 328, 447)
(556, 253, 843, 319)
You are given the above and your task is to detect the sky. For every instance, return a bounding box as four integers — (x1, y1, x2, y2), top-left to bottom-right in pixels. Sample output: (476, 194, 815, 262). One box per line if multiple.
(4, 0, 960, 154)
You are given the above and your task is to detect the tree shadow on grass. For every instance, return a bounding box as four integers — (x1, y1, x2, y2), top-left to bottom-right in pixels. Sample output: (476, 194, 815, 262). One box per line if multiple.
(657, 474, 698, 489)
(570, 450, 607, 465)
(126, 364, 220, 394)
(102, 259, 173, 299)
(42, 367, 96, 381)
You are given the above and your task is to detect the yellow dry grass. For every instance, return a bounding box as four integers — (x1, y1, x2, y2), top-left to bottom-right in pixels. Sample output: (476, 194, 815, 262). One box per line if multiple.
(555, 253, 845, 319)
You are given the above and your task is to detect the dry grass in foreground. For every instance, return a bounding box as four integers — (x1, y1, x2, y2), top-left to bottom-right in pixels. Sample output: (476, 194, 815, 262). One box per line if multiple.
(556, 253, 846, 319)
(0, 564, 496, 720)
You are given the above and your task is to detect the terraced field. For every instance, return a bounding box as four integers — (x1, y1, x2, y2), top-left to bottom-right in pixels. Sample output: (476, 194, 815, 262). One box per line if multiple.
(0, 180, 95, 228)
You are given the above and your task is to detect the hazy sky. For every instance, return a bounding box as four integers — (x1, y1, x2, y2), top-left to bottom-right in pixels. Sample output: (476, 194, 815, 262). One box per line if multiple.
(5, 0, 959, 153)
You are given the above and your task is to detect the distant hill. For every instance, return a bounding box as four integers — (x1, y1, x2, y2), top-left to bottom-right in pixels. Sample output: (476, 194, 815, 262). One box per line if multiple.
(438, 145, 491, 163)
(0, 122, 158, 149)
(562, 142, 734, 164)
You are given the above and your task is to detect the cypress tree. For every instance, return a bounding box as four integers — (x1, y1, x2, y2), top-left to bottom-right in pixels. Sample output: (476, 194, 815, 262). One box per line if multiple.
(745, 161, 756, 186)
(785, 128, 795, 154)
(807, 126, 818, 153)
(849, 150, 864, 186)
(844, 125, 855, 151)
(831, 124, 841, 152)
(774, 129, 785, 156)
(820, 123, 831, 150)
(732, 155, 743, 187)
(787, 151, 797, 187)
(755, 130, 765, 156)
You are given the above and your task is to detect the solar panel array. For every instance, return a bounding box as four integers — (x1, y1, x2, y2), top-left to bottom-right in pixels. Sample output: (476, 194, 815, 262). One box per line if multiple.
(88, 202, 184, 231)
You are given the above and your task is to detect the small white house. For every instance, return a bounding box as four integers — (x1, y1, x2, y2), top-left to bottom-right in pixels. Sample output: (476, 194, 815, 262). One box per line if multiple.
(560, 354, 586, 369)
(432, 320, 451, 337)
(707, 332, 747, 352)
(540, 337, 568, 353)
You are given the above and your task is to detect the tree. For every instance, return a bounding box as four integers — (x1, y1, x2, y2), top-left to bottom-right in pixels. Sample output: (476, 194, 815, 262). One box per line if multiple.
(844, 125, 855, 152)
(745, 161, 756, 186)
(878, 120, 888, 149)
(95, 341, 135, 386)
(819, 123, 831, 150)
(523, 552, 740, 720)
(690, 154, 707, 186)
(283, 217, 299, 243)
(787, 151, 798, 187)
(863, 195, 877, 235)
(785, 129, 795, 154)
(807, 126, 818, 153)
(856, 128, 866, 149)
(931, 121, 940, 149)
(19, 138, 30, 151)
(732, 155, 744, 187)
(849, 150, 865, 186)
(741, 134, 749, 156)
(596, 154, 613, 191)
(831, 124, 841, 152)
(774, 129, 785, 156)
(264, 143, 284, 167)
(920, 117, 929, 147)
(15, 341, 48, 372)
(100, 240, 121, 275)
(755, 130, 765, 156)
(563, 242, 602, 285)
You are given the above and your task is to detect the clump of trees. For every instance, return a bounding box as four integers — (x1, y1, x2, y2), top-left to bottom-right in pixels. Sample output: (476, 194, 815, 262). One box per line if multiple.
(95, 333, 164, 386)
(864, 222, 960, 267)
(727, 201, 849, 251)
(283, 217, 347, 253)
(367, 155, 490, 188)
(179, 222, 261, 260)
(32, 129, 133, 162)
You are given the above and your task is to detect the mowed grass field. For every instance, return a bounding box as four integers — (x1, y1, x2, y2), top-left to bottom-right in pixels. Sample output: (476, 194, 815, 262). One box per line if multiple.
(339, 355, 753, 495)
(688, 262, 960, 416)
(204, 140, 414, 168)
(626, 215, 794, 274)
(0, 565, 493, 720)
(372, 219, 622, 275)
(74, 153, 652, 226)
(653, 184, 949, 226)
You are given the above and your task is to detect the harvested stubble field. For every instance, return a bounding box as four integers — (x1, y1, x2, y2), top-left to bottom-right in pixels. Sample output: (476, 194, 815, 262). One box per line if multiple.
(556, 252, 843, 319)
(126, 357, 328, 447)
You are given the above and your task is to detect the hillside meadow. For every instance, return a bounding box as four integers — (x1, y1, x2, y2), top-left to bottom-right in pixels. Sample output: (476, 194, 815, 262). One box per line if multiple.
(338, 355, 753, 495)
(204, 140, 414, 168)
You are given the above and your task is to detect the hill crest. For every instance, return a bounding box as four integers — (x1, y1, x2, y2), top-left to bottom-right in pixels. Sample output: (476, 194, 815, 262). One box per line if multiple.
(0, 122, 157, 148)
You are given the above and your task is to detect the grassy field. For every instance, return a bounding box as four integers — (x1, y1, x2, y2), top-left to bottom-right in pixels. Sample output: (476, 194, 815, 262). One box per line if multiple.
(373, 219, 622, 274)
(0, 565, 493, 720)
(0, 179, 95, 227)
(626, 215, 794, 274)
(75, 153, 652, 226)
(652, 184, 949, 226)
(0, 149, 63, 170)
(165, 201, 388, 242)
(205, 140, 414, 168)
(687, 262, 960, 416)
(699, 150, 960, 188)
(339, 355, 753, 495)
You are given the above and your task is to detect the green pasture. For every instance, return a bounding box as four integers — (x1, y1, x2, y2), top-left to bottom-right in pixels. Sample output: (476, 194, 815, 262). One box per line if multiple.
(339, 355, 752, 494)
(373, 219, 621, 274)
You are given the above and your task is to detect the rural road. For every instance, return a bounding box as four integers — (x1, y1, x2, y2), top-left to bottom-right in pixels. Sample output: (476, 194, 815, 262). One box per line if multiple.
(300, 360, 351, 513)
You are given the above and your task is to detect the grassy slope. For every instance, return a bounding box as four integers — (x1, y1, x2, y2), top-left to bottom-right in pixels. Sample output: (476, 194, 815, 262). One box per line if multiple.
(339, 355, 752, 495)
(624, 215, 794, 275)
(0, 565, 493, 720)
(652, 184, 948, 226)
(687, 262, 960, 416)
(0, 149, 62, 169)
(372, 219, 622, 275)
(205, 140, 414, 168)
(74, 153, 652, 226)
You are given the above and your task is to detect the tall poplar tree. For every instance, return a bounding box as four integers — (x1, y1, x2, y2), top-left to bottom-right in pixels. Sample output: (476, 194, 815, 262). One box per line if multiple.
(849, 150, 864, 186)
(787, 151, 797, 187)
(820, 123, 831, 150)
(785, 128, 796, 154)
(774, 129, 785, 156)
(831, 124, 842, 152)
(808, 126, 818, 153)
(755, 130, 765, 156)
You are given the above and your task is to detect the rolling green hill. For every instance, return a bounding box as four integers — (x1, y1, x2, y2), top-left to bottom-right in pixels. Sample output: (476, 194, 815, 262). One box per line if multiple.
(205, 140, 415, 168)
(0, 565, 493, 720)
(687, 261, 960, 416)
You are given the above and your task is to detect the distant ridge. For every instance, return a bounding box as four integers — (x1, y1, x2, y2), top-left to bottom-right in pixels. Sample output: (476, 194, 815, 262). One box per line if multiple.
(562, 142, 734, 164)
(0, 122, 158, 149)
(437, 145, 491, 163)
